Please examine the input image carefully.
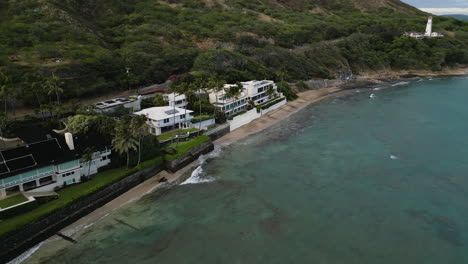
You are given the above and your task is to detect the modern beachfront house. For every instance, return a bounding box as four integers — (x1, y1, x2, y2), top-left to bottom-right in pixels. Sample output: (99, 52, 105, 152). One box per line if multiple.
(93, 96, 142, 114)
(208, 80, 282, 116)
(165, 93, 188, 109)
(242, 80, 280, 105)
(134, 106, 194, 135)
(0, 133, 111, 198)
(208, 84, 249, 116)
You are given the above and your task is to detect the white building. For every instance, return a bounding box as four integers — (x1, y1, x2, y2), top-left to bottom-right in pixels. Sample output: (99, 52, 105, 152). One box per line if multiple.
(404, 16, 443, 39)
(241, 80, 280, 105)
(209, 85, 249, 116)
(93, 96, 141, 114)
(165, 93, 187, 109)
(0, 133, 111, 198)
(208, 80, 282, 116)
(134, 106, 194, 135)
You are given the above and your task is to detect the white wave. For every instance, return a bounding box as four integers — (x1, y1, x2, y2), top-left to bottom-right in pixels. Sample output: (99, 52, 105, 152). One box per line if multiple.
(180, 153, 215, 185)
(392, 82, 409, 87)
(390, 155, 399, 160)
(369, 93, 376, 99)
(180, 165, 214, 185)
(8, 242, 44, 264)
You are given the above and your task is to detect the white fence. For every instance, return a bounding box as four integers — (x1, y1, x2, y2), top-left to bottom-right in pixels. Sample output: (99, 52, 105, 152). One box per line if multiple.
(191, 118, 215, 130)
(228, 98, 287, 132)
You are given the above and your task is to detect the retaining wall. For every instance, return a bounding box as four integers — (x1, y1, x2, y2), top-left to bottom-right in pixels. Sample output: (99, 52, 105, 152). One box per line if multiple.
(0, 164, 164, 263)
(164, 142, 214, 173)
(228, 99, 287, 132)
(191, 118, 215, 130)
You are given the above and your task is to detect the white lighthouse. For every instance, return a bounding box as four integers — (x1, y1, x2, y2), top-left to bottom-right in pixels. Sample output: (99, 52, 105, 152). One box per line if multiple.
(424, 16, 433, 37)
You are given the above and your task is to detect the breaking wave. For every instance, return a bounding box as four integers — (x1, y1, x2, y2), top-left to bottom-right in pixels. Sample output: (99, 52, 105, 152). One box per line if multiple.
(8, 242, 44, 264)
(392, 81, 410, 87)
(180, 145, 221, 185)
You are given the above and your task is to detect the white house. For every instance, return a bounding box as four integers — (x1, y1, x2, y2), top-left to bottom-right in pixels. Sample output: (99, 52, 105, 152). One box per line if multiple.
(165, 93, 187, 109)
(134, 106, 194, 135)
(241, 80, 280, 105)
(208, 80, 282, 116)
(208, 85, 249, 116)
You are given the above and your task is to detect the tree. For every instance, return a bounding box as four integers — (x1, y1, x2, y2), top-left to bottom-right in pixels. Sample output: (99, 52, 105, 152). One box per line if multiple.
(0, 72, 12, 118)
(44, 75, 64, 106)
(208, 75, 226, 122)
(112, 117, 138, 169)
(153, 93, 167, 106)
(190, 76, 208, 135)
(82, 147, 95, 177)
(130, 115, 149, 166)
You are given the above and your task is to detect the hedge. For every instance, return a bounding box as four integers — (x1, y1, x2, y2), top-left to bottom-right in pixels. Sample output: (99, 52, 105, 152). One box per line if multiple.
(261, 97, 286, 110)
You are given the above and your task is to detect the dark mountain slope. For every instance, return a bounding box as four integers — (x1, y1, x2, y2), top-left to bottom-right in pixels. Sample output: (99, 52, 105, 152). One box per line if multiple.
(0, 0, 466, 107)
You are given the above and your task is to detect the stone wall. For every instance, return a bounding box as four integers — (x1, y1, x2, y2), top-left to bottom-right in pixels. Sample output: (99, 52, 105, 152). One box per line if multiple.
(164, 142, 214, 173)
(205, 123, 230, 141)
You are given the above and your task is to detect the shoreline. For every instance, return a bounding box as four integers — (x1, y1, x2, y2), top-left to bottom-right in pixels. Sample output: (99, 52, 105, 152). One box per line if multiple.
(15, 70, 467, 263)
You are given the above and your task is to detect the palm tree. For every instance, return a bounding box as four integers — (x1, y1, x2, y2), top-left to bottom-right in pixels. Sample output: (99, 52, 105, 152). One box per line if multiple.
(0, 72, 12, 117)
(266, 85, 276, 100)
(44, 75, 64, 106)
(82, 147, 95, 177)
(208, 76, 226, 122)
(191, 77, 209, 135)
(130, 115, 149, 166)
(112, 118, 138, 169)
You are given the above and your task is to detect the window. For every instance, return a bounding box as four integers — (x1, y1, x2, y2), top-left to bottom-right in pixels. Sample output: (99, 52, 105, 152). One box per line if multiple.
(180, 114, 185, 119)
(163, 118, 170, 123)
(102, 156, 107, 160)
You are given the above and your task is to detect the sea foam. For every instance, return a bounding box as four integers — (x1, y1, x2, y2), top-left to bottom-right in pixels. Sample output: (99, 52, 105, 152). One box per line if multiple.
(180, 146, 220, 185)
(392, 81, 410, 87)
(8, 242, 44, 264)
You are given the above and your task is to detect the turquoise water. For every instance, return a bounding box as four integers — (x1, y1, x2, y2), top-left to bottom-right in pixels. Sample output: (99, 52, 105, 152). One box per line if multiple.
(30, 77, 468, 263)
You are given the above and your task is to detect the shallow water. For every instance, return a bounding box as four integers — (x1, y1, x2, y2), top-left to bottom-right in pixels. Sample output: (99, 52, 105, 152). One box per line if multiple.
(25, 77, 468, 263)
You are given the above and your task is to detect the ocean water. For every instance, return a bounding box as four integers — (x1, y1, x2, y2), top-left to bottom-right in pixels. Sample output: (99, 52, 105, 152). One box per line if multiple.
(25, 77, 468, 264)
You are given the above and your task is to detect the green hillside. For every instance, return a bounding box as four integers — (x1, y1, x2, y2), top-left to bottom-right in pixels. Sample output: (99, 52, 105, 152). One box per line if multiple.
(0, 0, 467, 107)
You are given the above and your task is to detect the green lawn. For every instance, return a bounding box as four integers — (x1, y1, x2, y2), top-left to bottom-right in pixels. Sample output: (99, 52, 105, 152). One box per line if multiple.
(0, 168, 130, 235)
(0, 194, 28, 209)
(157, 128, 198, 141)
(165, 135, 211, 161)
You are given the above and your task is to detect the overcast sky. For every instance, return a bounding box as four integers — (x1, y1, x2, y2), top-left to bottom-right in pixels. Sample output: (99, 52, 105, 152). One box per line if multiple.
(402, 0, 468, 15)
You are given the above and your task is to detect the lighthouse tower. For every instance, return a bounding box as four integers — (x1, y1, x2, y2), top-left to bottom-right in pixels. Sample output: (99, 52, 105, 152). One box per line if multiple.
(425, 16, 432, 37)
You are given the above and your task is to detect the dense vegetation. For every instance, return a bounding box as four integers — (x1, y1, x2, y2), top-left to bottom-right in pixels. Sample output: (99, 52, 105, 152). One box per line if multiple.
(0, 0, 467, 108)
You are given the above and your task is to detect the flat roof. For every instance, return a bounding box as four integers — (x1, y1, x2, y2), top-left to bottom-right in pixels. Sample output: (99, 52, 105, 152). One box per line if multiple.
(134, 106, 193, 121)
(93, 97, 137, 109)
(0, 138, 79, 180)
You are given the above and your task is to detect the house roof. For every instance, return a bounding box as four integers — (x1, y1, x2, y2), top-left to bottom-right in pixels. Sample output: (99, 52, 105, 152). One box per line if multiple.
(134, 106, 193, 121)
(0, 137, 79, 180)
